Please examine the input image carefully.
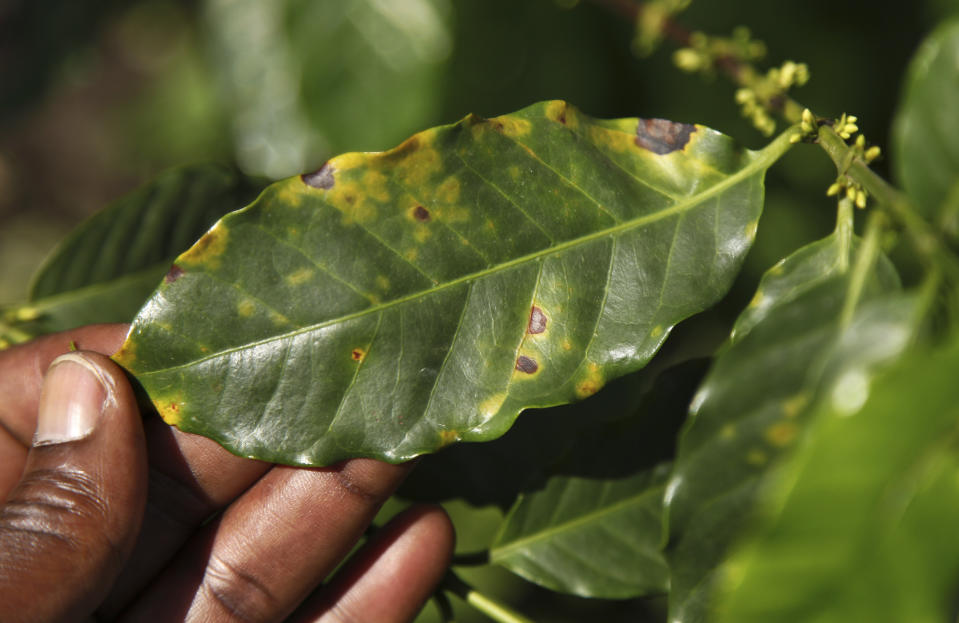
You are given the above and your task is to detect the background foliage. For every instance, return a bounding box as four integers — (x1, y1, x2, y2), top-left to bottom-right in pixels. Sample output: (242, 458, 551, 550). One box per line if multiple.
(2, 1, 959, 621)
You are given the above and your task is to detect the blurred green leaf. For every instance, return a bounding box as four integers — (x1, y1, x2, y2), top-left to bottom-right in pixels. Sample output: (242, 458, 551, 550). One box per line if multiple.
(715, 337, 959, 623)
(0, 165, 263, 340)
(114, 101, 789, 466)
(664, 224, 910, 623)
(202, 0, 451, 178)
(892, 19, 959, 222)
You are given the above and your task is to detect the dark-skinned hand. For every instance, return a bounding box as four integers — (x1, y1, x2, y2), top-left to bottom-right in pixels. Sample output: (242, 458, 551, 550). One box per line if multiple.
(0, 324, 454, 623)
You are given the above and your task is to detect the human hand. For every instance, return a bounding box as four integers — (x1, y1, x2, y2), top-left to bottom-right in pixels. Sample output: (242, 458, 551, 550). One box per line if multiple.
(0, 324, 454, 622)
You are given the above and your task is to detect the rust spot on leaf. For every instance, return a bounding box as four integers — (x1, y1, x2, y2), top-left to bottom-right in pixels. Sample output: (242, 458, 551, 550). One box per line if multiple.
(635, 118, 696, 154)
(351, 348, 366, 362)
(165, 264, 185, 284)
(528, 306, 547, 334)
(413, 205, 431, 222)
(301, 162, 335, 189)
(515, 355, 539, 374)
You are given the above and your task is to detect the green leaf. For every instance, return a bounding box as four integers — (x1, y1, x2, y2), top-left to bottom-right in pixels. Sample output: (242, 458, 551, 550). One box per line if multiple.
(714, 338, 959, 623)
(490, 466, 671, 599)
(664, 225, 907, 623)
(116, 100, 794, 466)
(399, 358, 706, 511)
(3, 165, 263, 339)
(485, 361, 704, 599)
(892, 19, 959, 221)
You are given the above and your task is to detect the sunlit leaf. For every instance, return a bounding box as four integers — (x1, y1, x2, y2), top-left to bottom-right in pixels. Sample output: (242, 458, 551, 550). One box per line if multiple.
(116, 100, 794, 466)
(893, 18, 959, 222)
(1, 165, 262, 341)
(664, 224, 910, 623)
(714, 337, 959, 623)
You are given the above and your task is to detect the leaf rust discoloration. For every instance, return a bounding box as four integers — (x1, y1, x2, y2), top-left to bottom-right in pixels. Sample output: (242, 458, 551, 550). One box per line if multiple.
(301, 162, 335, 190)
(412, 205, 431, 222)
(515, 355, 539, 374)
(351, 348, 366, 362)
(528, 306, 547, 334)
(164, 264, 185, 284)
(635, 118, 696, 155)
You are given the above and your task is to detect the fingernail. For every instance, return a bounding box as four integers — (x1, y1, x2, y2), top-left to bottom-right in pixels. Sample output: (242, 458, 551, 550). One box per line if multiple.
(34, 353, 115, 446)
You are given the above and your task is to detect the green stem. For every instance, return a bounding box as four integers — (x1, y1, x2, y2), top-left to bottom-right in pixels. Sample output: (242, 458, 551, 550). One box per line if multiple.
(835, 197, 854, 274)
(451, 550, 491, 566)
(840, 210, 884, 328)
(816, 126, 959, 283)
(433, 589, 456, 623)
(442, 571, 535, 623)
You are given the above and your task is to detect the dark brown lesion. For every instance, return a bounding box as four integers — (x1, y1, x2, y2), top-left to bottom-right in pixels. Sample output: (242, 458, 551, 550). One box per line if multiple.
(164, 264, 185, 284)
(412, 205, 431, 222)
(635, 118, 696, 154)
(301, 162, 335, 189)
(515, 355, 539, 374)
(528, 306, 547, 334)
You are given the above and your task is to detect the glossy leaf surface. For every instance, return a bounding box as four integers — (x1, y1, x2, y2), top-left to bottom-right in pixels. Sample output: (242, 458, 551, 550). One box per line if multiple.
(715, 338, 959, 623)
(665, 225, 906, 623)
(4, 165, 263, 338)
(893, 18, 959, 220)
(117, 101, 792, 466)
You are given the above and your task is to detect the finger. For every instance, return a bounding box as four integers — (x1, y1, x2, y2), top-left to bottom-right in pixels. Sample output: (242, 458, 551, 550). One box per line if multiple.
(0, 351, 147, 623)
(0, 327, 275, 616)
(292, 504, 455, 623)
(97, 421, 271, 617)
(0, 324, 128, 501)
(121, 459, 413, 623)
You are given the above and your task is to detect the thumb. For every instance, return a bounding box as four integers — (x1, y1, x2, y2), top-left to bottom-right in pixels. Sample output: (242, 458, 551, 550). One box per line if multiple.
(0, 351, 147, 623)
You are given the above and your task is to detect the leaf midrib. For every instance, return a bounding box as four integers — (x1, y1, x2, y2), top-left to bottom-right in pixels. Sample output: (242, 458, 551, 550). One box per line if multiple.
(136, 129, 794, 376)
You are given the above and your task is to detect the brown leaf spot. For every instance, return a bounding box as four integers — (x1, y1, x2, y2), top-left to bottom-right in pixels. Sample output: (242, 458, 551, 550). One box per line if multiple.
(515, 355, 538, 374)
(413, 205, 431, 222)
(301, 162, 335, 189)
(351, 348, 366, 362)
(528, 306, 547, 334)
(164, 264, 185, 284)
(635, 118, 696, 154)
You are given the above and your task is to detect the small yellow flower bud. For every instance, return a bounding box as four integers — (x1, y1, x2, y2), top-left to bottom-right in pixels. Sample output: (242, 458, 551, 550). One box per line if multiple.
(855, 134, 866, 148)
(802, 108, 815, 125)
(674, 49, 702, 72)
(844, 123, 859, 135)
(855, 190, 867, 209)
(735, 88, 755, 104)
(846, 186, 857, 201)
(14, 307, 40, 322)
(847, 115, 858, 124)
(865, 146, 881, 162)
(827, 182, 842, 196)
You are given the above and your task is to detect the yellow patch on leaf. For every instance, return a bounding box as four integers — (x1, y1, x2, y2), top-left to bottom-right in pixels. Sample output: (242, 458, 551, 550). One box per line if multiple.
(575, 362, 604, 398)
(286, 267, 314, 286)
(179, 224, 229, 269)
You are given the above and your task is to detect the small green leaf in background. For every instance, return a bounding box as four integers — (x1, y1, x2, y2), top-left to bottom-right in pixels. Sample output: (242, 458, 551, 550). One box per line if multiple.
(115, 100, 793, 467)
(714, 337, 959, 623)
(664, 221, 910, 623)
(1, 164, 263, 342)
(893, 18, 959, 224)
